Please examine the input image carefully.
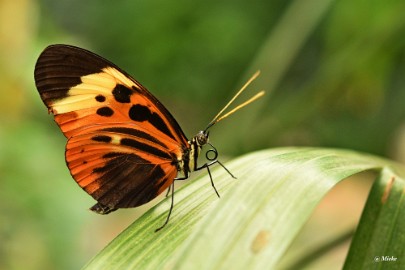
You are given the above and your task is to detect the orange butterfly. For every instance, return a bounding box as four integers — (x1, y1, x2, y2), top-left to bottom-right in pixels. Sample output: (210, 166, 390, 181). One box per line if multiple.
(34, 45, 264, 231)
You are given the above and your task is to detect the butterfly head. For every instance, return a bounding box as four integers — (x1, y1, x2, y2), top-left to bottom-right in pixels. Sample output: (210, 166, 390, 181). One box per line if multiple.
(195, 130, 209, 146)
(191, 130, 218, 165)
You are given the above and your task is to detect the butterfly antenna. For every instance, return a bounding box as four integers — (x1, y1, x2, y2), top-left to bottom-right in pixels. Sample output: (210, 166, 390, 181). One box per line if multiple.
(204, 71, 265, 131)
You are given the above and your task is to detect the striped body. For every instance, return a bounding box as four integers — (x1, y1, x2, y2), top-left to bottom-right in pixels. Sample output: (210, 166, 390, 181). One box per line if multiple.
(182, 131, 207, 175)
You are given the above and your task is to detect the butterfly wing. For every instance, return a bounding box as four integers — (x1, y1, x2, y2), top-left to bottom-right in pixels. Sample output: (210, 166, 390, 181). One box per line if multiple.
(34, 44, 189, 212)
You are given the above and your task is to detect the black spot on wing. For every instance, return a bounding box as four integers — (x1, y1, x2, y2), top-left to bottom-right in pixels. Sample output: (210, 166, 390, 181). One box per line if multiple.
(102, 127, 168, 148)
(97, 107, 114, 117)
(128, 105, 150, 121)
(91, 135, 112, 143)
(95, 95, 106, 102)
(102, 152, 122, 159)
(129, 104, 175, 140)
(112, 84, 132, 103)
(120, 138, 172, 160)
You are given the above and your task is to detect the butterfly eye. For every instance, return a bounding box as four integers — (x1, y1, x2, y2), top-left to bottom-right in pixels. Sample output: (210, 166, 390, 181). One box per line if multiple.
(195, 131, 209, 146)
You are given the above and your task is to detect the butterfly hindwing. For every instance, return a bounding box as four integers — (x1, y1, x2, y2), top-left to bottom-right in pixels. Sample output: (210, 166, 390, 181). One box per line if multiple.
(34, 45, 188, 211)
(66, 123, 179, 209)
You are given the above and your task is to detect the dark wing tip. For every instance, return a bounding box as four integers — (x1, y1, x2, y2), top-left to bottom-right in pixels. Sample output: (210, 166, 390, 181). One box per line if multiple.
(90, 202, 117, 214)
(34, 44, 113, 107)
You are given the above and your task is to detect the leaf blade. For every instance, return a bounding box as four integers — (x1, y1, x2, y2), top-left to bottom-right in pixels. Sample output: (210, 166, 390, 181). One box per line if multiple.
(343, 168, 405, 269)
(83, 147, 403, 270)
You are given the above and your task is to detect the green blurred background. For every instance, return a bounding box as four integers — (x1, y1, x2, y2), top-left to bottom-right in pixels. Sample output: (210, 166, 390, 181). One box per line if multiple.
(1, 0, 404, 269)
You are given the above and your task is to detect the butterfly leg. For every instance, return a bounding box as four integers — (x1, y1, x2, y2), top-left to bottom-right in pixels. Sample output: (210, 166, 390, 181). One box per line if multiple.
(155, 181, 176, 232)
(165, 170, 189, 196)
(195, 160, 236, 198)
(215, 160, 237, 179)
(165, 185, 171, 197)
(205, 164, 220, 198)
(157, 171, 190, 230)
(201, 143, 237, 179)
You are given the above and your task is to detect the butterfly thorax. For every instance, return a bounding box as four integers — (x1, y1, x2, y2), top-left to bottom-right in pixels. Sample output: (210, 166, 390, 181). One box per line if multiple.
(179, 131, 210, 175)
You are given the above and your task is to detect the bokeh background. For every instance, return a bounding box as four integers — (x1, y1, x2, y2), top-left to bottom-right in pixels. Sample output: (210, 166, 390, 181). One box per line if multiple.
(1, 0, 404, 269)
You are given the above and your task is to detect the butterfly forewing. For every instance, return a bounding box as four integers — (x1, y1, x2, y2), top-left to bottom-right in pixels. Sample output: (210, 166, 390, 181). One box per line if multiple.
(34, 45, 189, 211)
(35, 45, 188, 144)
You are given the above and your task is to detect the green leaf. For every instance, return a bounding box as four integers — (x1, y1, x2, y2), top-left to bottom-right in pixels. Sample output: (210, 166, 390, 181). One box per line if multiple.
(83, 148, 405, 270)
(343, 168, 405, 269)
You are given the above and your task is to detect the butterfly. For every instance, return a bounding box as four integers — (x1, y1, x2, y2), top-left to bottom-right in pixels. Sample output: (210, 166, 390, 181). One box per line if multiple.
(34, 44, 264, 231)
